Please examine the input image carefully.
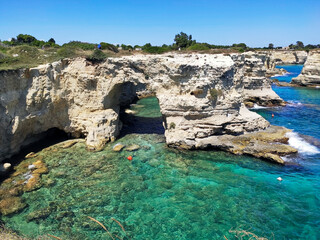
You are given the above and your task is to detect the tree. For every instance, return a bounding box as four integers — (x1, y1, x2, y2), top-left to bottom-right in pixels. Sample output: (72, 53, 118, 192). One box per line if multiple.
(48, 38, 56, 44)
(174, 32, 194, 49)
(268, 43, 274, 49)
(296, 41, 304, 48)
(17, 34, 36, 44)
(232, 43, 247, 49)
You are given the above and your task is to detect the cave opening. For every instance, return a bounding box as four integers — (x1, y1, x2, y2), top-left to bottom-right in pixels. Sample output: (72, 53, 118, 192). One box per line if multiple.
(1, 128, 72, 180)
(119, 96, 165, 137)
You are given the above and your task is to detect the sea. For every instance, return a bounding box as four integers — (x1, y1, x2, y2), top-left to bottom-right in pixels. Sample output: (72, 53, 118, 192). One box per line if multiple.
(1, 65, 319, 240)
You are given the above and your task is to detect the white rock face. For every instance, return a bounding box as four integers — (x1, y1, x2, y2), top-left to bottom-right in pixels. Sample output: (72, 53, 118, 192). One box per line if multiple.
(0, 53, 281, 161)
(268, 50, 307, 65)
(292, 51, 320, 86)
(232, 52, 284, 106)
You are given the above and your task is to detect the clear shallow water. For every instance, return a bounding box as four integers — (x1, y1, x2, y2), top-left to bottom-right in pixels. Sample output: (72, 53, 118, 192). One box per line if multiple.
(1, 68, 320, 239)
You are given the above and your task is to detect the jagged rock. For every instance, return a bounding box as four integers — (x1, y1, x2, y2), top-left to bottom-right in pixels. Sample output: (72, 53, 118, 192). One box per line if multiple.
(292, 51, 320, 86)
(196, 126, 297, 164)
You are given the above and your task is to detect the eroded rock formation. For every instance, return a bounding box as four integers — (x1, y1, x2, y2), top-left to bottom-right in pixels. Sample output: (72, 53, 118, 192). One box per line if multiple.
(0, 53, 295, 164)
(292, 51, 320, 86)
(268, 50, 307, 65)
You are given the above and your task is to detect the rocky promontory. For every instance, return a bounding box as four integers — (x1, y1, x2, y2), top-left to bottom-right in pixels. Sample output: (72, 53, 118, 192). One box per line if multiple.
(292, 51, 320, 87)
(0, 53, 296, 164)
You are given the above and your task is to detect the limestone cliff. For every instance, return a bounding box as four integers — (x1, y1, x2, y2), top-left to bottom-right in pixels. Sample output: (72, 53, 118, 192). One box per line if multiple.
(232, 52, 285, 107)
(268, 50, 307, 65)
(262, 50, 307, 78)
(292, 51, 320, 86)
(0, 53, 295, 164)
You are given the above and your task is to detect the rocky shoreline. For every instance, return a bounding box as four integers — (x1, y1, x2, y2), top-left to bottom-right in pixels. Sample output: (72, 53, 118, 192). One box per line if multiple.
(0, 52, 309, 165)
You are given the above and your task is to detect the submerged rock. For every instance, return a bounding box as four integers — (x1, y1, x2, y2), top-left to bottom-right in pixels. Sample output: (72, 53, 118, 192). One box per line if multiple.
(113, 143, 125, 152)
(25, 152, 37, 158)
(24, 173, 42, 192)
(60, 139, 82, 149)
(125, 144, 140, 151)
(27, 207, 53, 222)
(0, 197, 27, 216)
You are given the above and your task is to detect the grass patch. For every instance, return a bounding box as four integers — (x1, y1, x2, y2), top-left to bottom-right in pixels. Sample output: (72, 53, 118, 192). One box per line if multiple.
(187, 43, 210, 51)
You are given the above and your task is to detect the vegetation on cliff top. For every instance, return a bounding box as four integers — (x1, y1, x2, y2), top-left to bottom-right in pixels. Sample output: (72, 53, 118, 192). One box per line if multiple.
(1, 32, 319, 70)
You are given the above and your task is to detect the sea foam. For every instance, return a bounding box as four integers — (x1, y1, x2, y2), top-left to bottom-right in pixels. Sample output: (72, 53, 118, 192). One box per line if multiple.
(286, 132, 320, 155)
(251, 104, 267, 109)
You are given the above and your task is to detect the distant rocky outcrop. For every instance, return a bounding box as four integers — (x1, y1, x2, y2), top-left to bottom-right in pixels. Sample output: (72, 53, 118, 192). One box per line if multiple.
(0, 53, 295, 164)
(262, 50, 307, 78)
(292, 51, 320, 86)
(269, 50, 307, 65)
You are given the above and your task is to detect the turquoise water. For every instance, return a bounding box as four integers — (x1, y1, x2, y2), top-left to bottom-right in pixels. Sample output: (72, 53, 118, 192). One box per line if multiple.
(1, 67, 320, 239)
(272, 65, 304, 82)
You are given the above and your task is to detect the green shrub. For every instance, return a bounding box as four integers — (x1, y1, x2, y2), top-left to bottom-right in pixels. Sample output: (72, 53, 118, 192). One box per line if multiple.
(86, 49, 107, 63)
(143, 46, 169, 54)
(100, 42, 119, 53)
(187, 43, 210, 51)
(169, 122, 176, 129)
(62, 41, 96, 50)
(209, 88, 222, 102)
(57, 46, 77, 58)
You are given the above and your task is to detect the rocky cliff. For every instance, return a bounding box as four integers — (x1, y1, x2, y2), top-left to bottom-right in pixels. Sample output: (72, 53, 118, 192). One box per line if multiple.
(292, 51, 320, 86)
(262, 50, 307, 78)
(268, 50, 307, 65)
(0, 53, 295, 164)
(233, 52, 285, 107)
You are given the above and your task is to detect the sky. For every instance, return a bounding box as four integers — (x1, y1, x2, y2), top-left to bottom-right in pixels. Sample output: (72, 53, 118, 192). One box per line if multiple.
(0, 0, 319, 47)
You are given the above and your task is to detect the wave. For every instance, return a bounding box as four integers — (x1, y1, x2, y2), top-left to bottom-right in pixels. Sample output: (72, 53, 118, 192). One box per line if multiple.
(251, 104, 267, 109)
(287, 100, 303, 107)
(286, 132, 320, 155)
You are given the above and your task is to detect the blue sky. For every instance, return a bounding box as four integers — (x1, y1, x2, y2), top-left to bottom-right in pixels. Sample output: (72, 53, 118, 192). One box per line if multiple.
(0, 0, 319, 47)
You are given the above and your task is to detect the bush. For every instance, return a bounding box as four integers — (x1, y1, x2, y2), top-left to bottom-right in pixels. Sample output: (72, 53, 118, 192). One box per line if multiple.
(100, 42, 119, 53)
(169, 122, 176, 129)
(209, 88, 223, 102)
(57, 46, 77, 58)
(62, 41, 96, 50)
(143, 46, 169, 54)
(86, 49, 107, 63)
(187, 43, 210, 51)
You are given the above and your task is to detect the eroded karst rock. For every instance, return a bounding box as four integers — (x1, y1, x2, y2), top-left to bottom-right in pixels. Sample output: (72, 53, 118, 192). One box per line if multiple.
(292, 50, 320, 86)
(0, 53, 294, 163)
